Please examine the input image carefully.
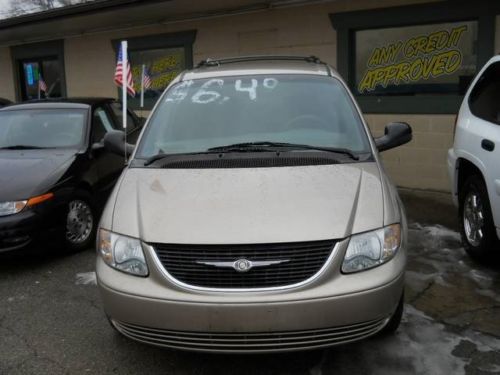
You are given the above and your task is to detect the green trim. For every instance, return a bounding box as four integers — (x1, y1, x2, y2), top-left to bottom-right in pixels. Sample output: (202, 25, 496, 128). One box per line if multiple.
(330, 0, 497, 114)
(10, 39, 67, 101)
(111, 30, 197, 66)
(111, 30, 197, 110)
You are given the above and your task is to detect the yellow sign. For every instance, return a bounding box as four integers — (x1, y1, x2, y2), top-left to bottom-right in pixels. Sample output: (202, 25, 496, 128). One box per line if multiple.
(131, 53, 183, 92)
(358, 25, 468, 93)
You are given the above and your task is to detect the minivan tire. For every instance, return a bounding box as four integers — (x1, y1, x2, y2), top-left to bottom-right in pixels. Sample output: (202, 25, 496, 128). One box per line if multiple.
(459, 175, 498, 261)
(64, 191, 96, 253)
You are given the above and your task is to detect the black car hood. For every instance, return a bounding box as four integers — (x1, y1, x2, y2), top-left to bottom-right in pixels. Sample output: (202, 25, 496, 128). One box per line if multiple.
(0, 149, 77, 201)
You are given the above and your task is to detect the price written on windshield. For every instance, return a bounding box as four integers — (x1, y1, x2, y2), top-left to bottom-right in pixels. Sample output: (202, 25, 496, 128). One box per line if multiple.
(165, 78, 279, 104)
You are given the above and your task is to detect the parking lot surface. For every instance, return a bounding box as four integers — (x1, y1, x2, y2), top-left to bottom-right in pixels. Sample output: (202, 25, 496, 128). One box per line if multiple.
(1, 189, 499, 375)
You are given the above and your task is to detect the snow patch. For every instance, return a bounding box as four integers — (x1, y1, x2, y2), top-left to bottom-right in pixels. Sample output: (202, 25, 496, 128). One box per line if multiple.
(372, 305, 500, 375)
(379, 305, 467, 375)
(75, 272, 97, 286)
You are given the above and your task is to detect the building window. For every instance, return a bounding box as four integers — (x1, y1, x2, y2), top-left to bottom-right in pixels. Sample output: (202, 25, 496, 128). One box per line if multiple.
(20, 58, 64, 100)
(330, 1, 496, 114)
(11, 40, 66, 101)
(129, 47, 186, 110)
(112, 30, 196, 110)
(355, 21, 478, 96)
(469, 62, 500, 125)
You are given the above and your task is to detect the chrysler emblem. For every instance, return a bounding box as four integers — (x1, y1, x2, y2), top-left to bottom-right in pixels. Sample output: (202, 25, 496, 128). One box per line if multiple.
(233, 259, 252, 272)
(196, 258, 290, 271)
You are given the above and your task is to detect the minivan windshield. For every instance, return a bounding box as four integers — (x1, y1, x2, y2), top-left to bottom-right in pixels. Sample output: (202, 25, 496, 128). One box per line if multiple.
(136, 75, 371, 159)
(0, 109, 87, 149)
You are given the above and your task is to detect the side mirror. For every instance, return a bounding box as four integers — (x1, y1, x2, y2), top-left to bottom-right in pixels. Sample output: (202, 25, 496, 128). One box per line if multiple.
(375, 122, 412, 152)
(91, 141, 105, 152)
(103, 130, 134, 157)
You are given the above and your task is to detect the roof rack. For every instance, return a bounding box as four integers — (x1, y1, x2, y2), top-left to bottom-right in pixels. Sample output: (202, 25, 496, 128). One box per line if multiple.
(196, 55, 326, 68)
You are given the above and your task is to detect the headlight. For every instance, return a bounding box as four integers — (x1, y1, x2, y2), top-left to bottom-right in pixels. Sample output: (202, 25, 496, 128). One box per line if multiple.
(0, 193, 54, 217)
(97, 229, 148, 276)
(342, 224, 401, 273)
(0, 201, 27, 217)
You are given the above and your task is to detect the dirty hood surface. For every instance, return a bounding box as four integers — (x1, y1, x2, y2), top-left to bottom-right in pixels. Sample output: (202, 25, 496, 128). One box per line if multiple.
(112, 163, 384, 244)
(0, 149, 76, 201)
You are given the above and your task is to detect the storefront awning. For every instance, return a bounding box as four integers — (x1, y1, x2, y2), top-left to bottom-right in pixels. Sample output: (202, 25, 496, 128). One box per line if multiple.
(0, 0, 329, 46)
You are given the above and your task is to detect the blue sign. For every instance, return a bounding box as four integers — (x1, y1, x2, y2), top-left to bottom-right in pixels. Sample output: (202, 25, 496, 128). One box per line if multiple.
(26, 64, 34, 86)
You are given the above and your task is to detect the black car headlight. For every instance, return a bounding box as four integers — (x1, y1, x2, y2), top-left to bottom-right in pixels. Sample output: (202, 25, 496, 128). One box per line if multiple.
(0, 201, 27, 217)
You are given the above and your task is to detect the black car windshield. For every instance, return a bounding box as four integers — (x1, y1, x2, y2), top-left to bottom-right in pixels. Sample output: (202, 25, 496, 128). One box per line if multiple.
(136, 75, 371, 159)
(0, 109, 87, 149)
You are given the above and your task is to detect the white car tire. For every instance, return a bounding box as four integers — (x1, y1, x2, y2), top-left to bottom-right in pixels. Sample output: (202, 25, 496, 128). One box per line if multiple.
(459, 175, 499, 261)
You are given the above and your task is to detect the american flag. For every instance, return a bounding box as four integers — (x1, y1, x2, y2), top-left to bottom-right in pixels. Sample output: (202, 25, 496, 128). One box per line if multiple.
(38, 74, 47, 93)
(143, 66, 152, 90)
(114, 44, 135, 97)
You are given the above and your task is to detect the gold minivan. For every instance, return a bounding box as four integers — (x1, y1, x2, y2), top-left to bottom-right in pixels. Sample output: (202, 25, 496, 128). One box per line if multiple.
(96, 56, 411, 352)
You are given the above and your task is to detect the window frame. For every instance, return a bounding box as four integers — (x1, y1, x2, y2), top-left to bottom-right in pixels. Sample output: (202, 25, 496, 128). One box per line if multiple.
(330, 1, 497, 114)
(10, 40, 67, 101)
(91, 105, 116, 144)
(468, 61, 500, 126)
(108, 101, 141, 132)
(111, 30, 197, 110)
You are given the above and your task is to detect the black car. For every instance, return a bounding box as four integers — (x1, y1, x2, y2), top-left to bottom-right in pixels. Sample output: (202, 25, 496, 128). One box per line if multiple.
(0, 98, 142, 253)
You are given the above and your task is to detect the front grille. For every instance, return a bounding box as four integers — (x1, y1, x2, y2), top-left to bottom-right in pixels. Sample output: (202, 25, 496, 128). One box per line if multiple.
(112, 318, 388, 352)
(151, 240, 336, 289)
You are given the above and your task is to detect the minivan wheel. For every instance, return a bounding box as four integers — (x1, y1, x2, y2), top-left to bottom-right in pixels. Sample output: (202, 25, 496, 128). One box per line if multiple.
(459, 175, 498, 261)
(380, 293, 404, 335)
(65, 193, 96, 252)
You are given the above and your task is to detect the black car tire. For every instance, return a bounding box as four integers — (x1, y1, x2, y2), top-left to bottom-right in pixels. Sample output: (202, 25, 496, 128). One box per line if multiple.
(380, 292, 404, 335)
(65, 191, 96, 253)
(459, 175, 499, 261)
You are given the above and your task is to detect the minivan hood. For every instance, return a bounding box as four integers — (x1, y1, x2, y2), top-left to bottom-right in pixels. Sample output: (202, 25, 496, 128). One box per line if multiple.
(112, 163, 384, 244)
(0, 149, 76, 201)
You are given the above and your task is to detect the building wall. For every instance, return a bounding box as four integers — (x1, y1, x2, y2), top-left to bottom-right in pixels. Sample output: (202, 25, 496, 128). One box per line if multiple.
(0, 47, 15, 101)
(3, 0, 469, 192)
(366, 114, 455, 191)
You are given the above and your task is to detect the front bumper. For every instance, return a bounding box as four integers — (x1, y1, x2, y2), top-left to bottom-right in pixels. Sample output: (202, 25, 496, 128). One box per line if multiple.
(0, 204, 64, 253)
(102, 276, 402, 353)
(97, 238, 406, 352)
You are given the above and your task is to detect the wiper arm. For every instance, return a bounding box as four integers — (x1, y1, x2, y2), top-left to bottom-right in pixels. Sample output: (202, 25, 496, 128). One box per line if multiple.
(208, 142, 360, 160)
(0, 145, 48, 150)
(144, 146, 272, 166)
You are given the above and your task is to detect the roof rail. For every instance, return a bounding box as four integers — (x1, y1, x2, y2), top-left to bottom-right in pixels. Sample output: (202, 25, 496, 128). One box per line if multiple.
(196, 55, 326, 68)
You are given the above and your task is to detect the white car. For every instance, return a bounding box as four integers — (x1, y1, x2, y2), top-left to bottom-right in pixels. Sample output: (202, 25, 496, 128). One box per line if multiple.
(448, 56, 500, 260)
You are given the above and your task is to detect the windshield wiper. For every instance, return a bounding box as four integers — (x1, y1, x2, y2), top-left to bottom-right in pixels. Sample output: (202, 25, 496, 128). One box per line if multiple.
(143, 142, 360, 166)
(0, 145, 48, 150)
(143, 146, 272, 166)
(207, 142, 360, 160)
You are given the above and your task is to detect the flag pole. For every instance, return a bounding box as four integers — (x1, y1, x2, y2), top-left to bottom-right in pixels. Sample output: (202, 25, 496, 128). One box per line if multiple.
(38, 79, 41, 100)
(140, 64, 145, 119)
(140, 64, 145, 109)
(121, 40, 128, 165)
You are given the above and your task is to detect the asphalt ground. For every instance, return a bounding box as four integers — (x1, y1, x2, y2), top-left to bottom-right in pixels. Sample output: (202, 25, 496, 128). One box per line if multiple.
(1, 189, 499, 375)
